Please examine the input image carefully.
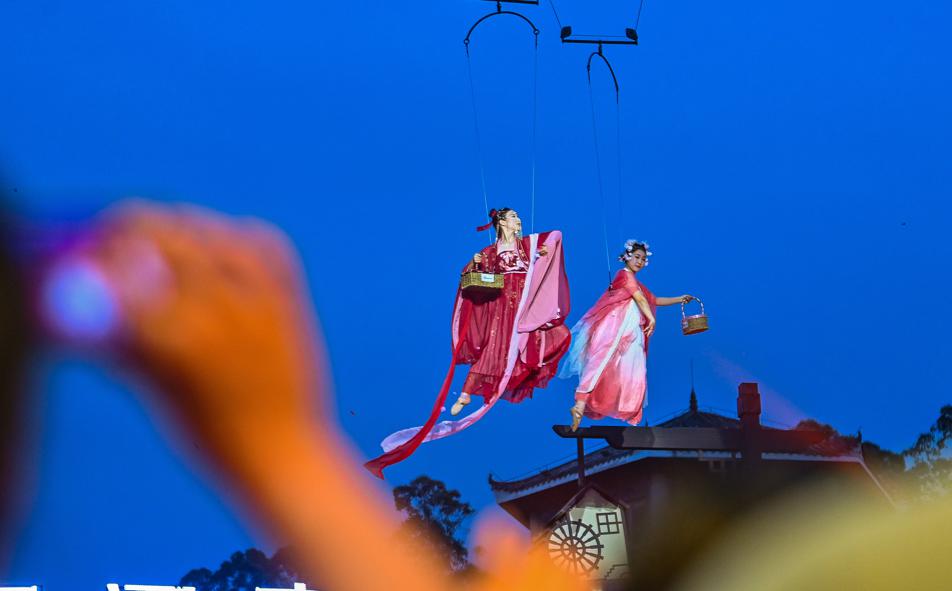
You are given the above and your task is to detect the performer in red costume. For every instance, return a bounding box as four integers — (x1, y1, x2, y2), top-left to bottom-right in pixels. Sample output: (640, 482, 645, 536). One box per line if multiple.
(365, 208, 571, 477)
(451, 208, 571, 413)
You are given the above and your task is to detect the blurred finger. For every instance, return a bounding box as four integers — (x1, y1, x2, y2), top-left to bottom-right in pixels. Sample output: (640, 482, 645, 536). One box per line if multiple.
(239, 217, 304, 293)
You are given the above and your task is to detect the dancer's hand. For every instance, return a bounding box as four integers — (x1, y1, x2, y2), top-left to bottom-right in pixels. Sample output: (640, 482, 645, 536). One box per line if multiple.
(473, 253, 483, 265)
(644, 318, 656, 338)
(93, 201, 326, 475)
(681, 294, 695, 304)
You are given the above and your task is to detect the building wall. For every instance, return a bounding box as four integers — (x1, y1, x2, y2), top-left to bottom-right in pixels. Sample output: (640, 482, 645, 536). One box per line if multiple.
(507, 455, 891, 589)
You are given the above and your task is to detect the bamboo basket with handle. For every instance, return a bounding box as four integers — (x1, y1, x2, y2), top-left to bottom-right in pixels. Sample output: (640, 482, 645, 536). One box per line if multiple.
(681, 297, 709, 335)
(460, 262, 504, 294)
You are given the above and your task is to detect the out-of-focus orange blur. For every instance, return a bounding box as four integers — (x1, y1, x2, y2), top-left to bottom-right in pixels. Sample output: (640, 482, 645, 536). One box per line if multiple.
(81, 201, 590, 591)
(7, 200, 952, 591)
(675, 480, 952, 591)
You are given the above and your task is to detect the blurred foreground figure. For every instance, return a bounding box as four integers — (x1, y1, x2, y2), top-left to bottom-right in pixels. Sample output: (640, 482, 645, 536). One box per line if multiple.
(3, 200, 589, 591)
(674, 482, 952, 591)
(0, 205, 33, 568)
(83, 204, 952, 591)
(12, 201, 948, 591)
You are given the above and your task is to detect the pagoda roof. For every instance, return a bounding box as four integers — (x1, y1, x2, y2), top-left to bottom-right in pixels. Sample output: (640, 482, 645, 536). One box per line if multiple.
(489, 405, 863, 500)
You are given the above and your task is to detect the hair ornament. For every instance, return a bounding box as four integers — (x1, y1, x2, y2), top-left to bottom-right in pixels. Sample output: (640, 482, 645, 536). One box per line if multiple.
(619, 239, 652, 263)
(476, 209, 498, 233)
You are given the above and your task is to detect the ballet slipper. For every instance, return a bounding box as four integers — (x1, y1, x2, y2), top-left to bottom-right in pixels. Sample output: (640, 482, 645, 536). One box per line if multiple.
(450, 393, 471, 416)
(570, 404, 585, 432)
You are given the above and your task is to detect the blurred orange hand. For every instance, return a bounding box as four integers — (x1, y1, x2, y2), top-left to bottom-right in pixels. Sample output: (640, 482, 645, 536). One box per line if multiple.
(88, 200, 586, 591)
(93, 201, 326, 472)
(473, 516, 591, 591)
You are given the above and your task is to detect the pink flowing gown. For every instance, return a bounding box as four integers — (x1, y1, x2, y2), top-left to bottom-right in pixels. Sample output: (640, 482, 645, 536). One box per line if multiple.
(560, 269, 657, 425)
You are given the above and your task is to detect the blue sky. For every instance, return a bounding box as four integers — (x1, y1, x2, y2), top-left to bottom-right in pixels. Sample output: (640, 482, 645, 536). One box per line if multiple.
(2, 0, 951, 588)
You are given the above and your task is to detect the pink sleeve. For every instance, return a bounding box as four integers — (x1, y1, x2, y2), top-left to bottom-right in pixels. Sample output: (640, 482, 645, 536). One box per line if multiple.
(517, 231, 570, 332)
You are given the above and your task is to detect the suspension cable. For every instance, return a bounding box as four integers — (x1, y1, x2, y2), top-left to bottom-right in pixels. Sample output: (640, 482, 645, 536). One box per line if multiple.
(614, 79, 625, 247)
(587, 75, 612, 284)
(464, 9, 541, 242)
(529, 33, 539, 234)
(587, 46, 622, 285)
(464, 47, 493, 244)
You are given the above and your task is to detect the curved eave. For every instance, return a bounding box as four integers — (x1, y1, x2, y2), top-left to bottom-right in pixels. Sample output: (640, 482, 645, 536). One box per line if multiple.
(491, 448, 866, 505)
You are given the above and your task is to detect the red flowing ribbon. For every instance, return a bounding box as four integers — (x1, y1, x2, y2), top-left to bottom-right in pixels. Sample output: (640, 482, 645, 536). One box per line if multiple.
(475, 209, 497, 232)
(364, 300, 474, 478)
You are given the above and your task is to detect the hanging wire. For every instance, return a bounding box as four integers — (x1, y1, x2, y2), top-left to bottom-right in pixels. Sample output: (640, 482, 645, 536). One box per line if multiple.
(545, 0, 563, 29)
(614, 87, 625, 247)
(587, 74, 612, 285)
(635, 0, 647, 31)
(587, 49, 623, 286)
(463, 11, 541, 241)
(465, 46, 494, 245)
(529, 33, 539, 234)
(621, 0, 647, 246)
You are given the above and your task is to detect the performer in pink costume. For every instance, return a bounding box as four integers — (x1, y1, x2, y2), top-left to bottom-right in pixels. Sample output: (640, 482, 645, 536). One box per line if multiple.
(560, 239, 694, 431)
(365, 208, 570, 477)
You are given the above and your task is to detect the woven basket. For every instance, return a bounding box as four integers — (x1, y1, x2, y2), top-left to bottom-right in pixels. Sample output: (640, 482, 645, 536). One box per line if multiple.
(460, 269, 504, 294)
(681, 297, 709, 335)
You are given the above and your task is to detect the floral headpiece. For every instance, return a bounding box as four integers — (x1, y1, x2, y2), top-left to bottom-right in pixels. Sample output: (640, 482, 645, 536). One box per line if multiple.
(619, 239, 652, 264)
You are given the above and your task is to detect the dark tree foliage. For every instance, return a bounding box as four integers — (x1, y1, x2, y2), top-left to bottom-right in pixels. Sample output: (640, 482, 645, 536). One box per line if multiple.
(793, 418, 860, 454)
(904, 405, 952, 500)
(393, 475, 475, 571)
(793, 418, 842, 438)
(794, 418, 912, 498)
(861, 441, 908, 498)
(179, 548, 301, 591)
(796, 408, 952, 504)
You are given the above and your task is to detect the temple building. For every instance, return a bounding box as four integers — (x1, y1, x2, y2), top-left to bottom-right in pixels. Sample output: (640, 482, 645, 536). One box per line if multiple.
(489, 383, 892, 589)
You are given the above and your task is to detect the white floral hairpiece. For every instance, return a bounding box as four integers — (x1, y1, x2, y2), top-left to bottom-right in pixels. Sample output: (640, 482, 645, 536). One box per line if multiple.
(619, 239, 653, 263)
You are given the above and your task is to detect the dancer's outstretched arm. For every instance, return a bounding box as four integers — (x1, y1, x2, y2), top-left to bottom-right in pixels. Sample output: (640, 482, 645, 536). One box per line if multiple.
(656, 294, 695, 307)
